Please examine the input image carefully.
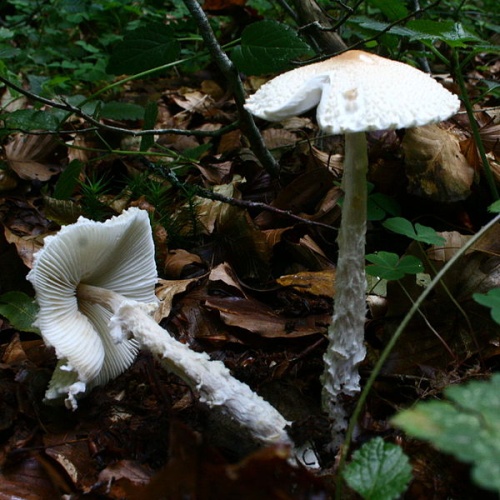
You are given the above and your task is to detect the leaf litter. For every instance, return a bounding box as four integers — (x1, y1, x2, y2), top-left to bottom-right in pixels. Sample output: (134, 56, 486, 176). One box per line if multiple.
(1, 32, 500, 500)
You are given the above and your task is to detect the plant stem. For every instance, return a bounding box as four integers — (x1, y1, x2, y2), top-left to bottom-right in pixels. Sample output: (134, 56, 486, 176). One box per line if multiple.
(182, 0, 280, 177)
(452, 49, 499, 200)
(335, 212, 500, 498)
(322, 132, 368, 447)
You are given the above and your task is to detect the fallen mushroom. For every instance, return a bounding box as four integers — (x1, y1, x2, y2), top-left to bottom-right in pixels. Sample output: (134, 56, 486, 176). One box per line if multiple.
(245, 50, 460, 445)
(28, 208, 292, 447)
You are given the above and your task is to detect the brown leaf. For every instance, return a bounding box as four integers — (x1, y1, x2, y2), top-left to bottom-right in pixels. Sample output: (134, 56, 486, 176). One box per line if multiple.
(403, 124, 474, 202)
(277, 270, 335, 297)
(155, 277, 200, 322)
(164, 248, 204, 278)
(205, 295, 328, 338)
(5, 134, 62, 181)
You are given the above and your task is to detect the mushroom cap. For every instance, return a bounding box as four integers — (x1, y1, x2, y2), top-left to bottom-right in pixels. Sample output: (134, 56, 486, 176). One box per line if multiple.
(27, 207, 158, 407)
(244, 50, 460, 134)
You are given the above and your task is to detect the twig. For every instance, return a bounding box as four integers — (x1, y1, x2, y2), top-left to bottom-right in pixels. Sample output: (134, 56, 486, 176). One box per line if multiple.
(0, 75, 239, 138)
(142, 158, 336, 232)
(182, 0, 280, 178)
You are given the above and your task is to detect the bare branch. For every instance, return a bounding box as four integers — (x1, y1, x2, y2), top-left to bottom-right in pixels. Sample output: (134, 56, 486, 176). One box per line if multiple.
(182, 0, 280, 178)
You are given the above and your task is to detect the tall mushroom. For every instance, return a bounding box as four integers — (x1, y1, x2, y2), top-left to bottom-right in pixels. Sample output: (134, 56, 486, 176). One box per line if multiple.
(28, 208, 292, 447)
(245, 50, 460, 445)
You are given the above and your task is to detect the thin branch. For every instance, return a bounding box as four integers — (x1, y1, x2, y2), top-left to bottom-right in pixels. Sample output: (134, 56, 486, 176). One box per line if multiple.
(0, 75, 239, 138)
(142, 158, 336, 232)
(182, 0, 280, 178)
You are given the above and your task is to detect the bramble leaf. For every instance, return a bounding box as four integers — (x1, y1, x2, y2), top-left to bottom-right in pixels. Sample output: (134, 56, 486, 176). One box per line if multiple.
(343, 437, 412, 500)
(393, 374, 500, 494)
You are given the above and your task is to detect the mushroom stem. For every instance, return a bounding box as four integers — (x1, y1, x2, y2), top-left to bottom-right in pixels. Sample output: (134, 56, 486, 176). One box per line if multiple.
(321, 131, 368, 445)
(76, 283, 292, 447)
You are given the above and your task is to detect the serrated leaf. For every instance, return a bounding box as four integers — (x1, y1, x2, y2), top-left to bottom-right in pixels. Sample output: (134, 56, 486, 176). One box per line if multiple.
(0, 292, 40, 333)
(100, 101, 145, 120)
(107, 24, 180, 75)
(343, 437, 412, 500)
(473, 288, 500, 324)
(231, 20, 313, 75)
(366, 252, 423, 280)
(382, 217, 445, 245)
(393, 374, 500, 493)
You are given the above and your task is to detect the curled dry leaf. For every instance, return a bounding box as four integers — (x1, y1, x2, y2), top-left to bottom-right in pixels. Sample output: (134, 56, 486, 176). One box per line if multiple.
(276, 269, 335, 298)
(154, 277, 200, 322)
(164, 248, 204, 278)
(5, 134, 62, 181)
(402, 124, 474, 202)
(427, 231, 472, 262)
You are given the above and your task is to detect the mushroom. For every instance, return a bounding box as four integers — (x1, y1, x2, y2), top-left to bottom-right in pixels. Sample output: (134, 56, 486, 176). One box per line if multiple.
(27, 207, 156, 408)
(245, 50, 460, 444)
(29, 208, 292, 446)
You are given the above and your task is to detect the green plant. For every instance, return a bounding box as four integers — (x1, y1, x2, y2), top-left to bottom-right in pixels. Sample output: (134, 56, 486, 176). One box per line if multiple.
(336, 211, 500, 498)
(393, 374, 500, 494)
(344, 437, 412, 500)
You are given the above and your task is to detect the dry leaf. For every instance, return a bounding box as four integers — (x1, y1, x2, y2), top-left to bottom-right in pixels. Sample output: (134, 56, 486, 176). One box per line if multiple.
(5, 134, 61, 181)
(277, 269, 335, 297)
(155, 277, 200, 321)
(402, 124, 474, 202)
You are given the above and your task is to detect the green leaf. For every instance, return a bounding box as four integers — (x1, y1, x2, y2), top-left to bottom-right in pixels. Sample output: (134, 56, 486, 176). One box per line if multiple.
(488, 200, 500, 213)
(473, 288, 500, 324)
(53, 160, 83, 200)
(231, 20, 313, 75)
(343, 437, 412, 500)
(348, 18, 483, 48)
(107, 24, 180, 75)
(2, 109, 60, 130)
(367, 0, 409, 21)
(403, 20, 483, 47)
(0, 292, 40, 334)
(367, 192, 401, 221)
(140, 101, 159, 152)
(382, 217, 445, 245)
(99, 101, 145, 120)
(393, 374, 500, 493)
(366, 252, 423, 280)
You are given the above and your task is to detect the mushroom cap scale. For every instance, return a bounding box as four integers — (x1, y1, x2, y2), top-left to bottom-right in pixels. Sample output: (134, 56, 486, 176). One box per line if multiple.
(27, 207, 158, 405)
(245, 50, 460, 134)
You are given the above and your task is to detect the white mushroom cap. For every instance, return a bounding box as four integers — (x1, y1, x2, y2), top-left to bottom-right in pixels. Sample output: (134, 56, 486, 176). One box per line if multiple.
(245, 50, 460, 134)
(27, 207, 158, 407)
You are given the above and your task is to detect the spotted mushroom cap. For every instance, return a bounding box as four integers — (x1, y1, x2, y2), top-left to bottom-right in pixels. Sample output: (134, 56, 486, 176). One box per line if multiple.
(245, 50, 460, 134)
(27, 207, 158, 408)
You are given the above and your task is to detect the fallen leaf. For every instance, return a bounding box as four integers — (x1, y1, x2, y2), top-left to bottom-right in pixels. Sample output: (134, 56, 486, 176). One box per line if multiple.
(403, 124, 474, 202)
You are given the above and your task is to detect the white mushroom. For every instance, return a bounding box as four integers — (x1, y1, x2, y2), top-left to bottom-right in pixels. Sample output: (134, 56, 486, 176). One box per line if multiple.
(29, 208, 292, 447)
(27, 207, 157, 408)
(245, 50, 460, 445)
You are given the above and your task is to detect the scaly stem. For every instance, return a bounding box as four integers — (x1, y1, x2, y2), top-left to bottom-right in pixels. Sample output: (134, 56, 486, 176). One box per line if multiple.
(77, 283, 292, 447)
(321, 132, 368, 447)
